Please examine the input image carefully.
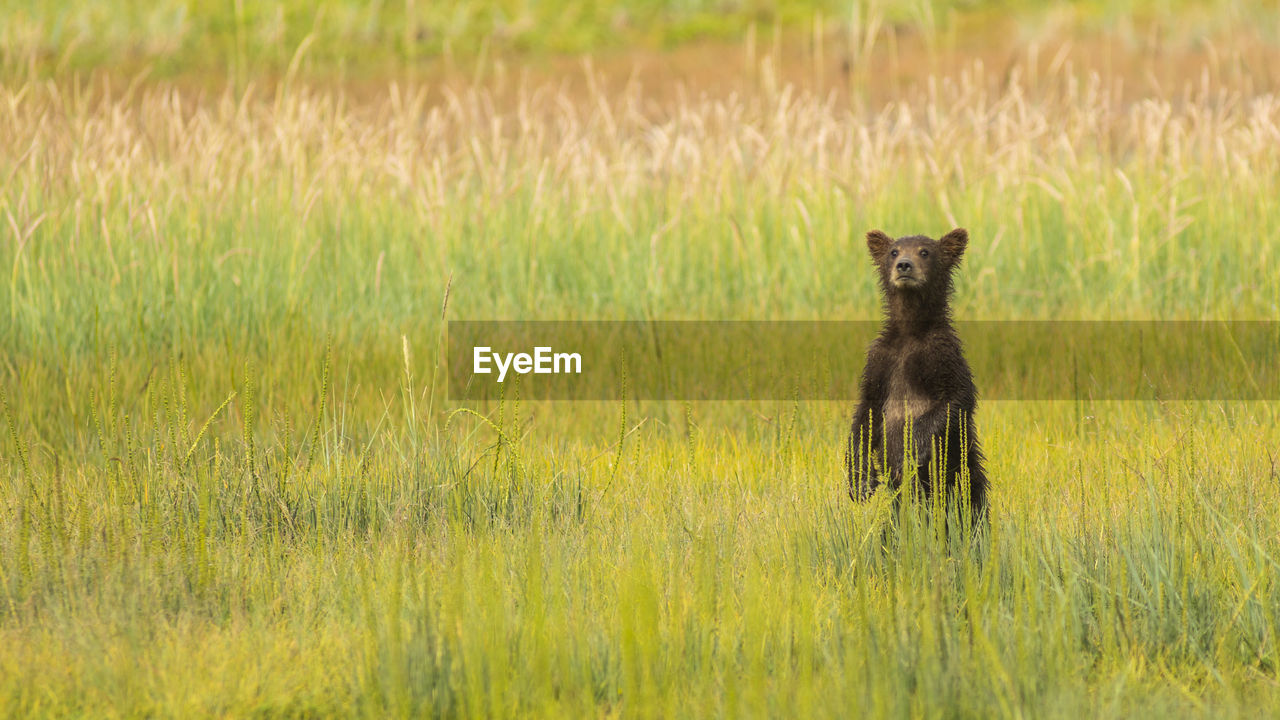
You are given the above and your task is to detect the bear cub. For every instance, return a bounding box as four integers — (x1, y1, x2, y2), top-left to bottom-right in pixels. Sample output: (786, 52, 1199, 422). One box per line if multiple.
(845, 227, 988, 525)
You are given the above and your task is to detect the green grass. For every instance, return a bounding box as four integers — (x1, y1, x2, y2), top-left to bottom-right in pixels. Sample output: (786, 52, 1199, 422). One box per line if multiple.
(5, 0, 1280, 81)
(3, 387, 1279, 716)
(1, 0, 846, 79)
(4, 9, 1280, 716)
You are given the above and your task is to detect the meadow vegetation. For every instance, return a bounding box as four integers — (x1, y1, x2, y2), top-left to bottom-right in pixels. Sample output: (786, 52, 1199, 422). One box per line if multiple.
(3, 2, 1280, 717)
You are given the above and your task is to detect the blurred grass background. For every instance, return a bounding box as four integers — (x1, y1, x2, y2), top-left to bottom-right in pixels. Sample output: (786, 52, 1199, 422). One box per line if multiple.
(4, 0, 1279, 80)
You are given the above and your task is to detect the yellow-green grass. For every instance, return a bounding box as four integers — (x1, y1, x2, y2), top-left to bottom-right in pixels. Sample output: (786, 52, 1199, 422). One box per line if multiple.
(3, 30, 1280, 717)
(3, 392, 1279, 716)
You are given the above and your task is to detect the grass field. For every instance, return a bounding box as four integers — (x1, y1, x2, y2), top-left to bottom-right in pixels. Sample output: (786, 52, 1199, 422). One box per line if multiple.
(4, 2, 1280, 717)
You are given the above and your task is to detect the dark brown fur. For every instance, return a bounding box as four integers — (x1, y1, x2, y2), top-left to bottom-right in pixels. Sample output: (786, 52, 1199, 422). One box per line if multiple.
(845, 228, 988, 526)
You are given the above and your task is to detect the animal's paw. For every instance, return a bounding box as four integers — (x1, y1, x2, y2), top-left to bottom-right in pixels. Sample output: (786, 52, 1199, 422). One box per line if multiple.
(848, 475, 878, 502)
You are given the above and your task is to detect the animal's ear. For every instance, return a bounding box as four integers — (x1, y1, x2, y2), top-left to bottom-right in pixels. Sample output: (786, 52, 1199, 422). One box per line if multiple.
(866, 230, 893, 261)
(939, 228, 968, 262)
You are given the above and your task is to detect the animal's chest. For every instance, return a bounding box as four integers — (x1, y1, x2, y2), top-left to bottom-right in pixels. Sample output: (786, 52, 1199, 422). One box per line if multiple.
(882, 354, 933, 425)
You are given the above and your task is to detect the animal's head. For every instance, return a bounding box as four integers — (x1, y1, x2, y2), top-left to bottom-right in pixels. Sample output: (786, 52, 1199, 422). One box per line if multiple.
(865, 228, 968, 293)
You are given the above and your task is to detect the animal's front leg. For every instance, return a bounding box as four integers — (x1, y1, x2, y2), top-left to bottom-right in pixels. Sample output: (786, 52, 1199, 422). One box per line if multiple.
(910, 403, 959, 471)
(846, 407, 883, 501)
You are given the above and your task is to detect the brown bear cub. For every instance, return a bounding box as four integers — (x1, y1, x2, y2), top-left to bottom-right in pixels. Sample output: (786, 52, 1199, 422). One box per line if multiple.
(845, 228, 988, 526)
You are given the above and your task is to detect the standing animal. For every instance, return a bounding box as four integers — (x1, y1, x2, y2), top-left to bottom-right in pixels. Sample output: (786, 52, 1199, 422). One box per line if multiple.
(845, 228, 988, 526)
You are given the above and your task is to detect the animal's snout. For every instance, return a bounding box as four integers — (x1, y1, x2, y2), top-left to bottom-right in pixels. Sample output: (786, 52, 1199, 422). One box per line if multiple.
(895, 260, 913, 273)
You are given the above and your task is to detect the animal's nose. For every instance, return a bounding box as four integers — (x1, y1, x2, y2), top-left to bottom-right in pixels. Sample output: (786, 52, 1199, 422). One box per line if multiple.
(896, 260, 913, 272)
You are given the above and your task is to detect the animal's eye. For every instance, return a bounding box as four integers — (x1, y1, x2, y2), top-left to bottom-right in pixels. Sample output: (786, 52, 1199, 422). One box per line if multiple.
(890, 249, 898, 257)
(920, 249, 929, 257)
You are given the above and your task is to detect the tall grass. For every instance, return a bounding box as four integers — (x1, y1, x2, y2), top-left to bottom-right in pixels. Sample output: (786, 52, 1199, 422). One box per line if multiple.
(3, 24, 1280, 717)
